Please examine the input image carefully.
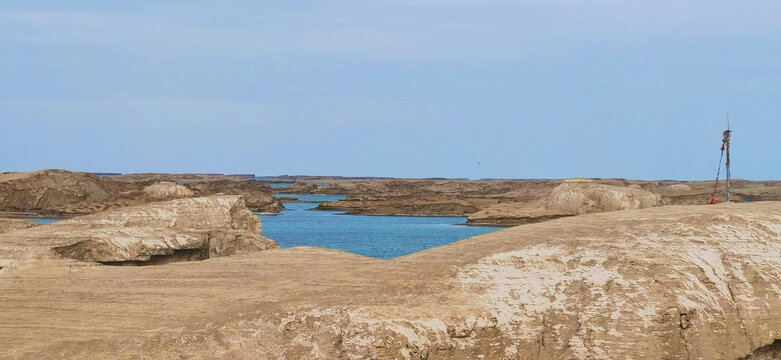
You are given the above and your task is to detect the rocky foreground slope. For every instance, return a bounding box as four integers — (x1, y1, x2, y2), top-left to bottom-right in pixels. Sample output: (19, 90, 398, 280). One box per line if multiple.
(2, 202, 781, 359)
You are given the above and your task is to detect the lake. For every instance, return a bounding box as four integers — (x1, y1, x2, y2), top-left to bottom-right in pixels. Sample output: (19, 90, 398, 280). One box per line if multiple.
(260, 200, 503, 259)
(26, 218, 63, 225)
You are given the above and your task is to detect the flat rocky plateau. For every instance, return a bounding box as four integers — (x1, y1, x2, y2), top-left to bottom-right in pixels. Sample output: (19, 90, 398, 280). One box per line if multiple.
(2, 200, 781, 359)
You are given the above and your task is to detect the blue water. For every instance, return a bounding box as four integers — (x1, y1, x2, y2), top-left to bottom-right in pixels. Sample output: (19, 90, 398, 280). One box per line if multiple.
(272, 194, 347, 202)
(26, 218, 63, 225)
(268, 183, 293, 188)
(259, 202, 503, 259)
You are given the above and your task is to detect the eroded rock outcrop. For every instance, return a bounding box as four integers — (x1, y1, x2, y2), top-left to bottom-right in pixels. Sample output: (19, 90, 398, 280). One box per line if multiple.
(0, 195, 276, 269)
(314, 180, 557, 216)
(467, 181, 661, 226)
(0, 170, 114, 212)
(317, 195, 486, 216)
(142, 181, 194, 198)
(0, 170, 286, 217)
(544, 180, 660, 214)
(182, 180, 284, 213)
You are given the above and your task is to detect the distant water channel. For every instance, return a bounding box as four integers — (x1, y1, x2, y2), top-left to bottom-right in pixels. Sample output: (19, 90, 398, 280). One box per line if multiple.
(261, 194, 503, 259)
(26, 218, 62, 225)
(272, 194, 347, 202)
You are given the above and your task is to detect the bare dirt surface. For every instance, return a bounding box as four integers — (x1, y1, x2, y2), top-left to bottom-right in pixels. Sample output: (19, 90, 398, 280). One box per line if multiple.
(2, 202, 781, 359)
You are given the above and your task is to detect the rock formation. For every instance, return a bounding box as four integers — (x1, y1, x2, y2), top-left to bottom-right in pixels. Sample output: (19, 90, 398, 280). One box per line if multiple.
(184, 179, 284, 213)
(468, 181, 661, 226)
(2, 202, 781, 359)
(268, 176, 781, 220)
(543, 180, 660, 214)
(4, 170, 781, 222)
(315, 180, 558, 217)
(317, 195, 486, 216)
(0, 170, 284, 216)
(142, 181, 194, 198)
(0, 170, 114, 212)
(735, 186, 781, 202)
(0, 195, 276, 270)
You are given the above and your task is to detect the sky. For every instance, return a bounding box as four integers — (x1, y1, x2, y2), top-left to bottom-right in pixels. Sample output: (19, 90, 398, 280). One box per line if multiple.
(1, 1, 779, 180)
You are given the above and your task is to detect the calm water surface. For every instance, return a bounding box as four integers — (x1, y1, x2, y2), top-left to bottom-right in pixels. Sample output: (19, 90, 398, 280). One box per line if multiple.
(260, 202, 503, 259)
(26, 218, 63, 224)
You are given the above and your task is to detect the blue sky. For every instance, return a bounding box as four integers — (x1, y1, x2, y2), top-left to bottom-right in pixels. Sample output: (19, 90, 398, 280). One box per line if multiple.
(1, 1, 779, 180)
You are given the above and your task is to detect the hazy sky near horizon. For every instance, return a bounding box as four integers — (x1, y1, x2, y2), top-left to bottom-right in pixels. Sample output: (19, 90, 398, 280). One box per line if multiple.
(1, 1, 780, 180)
